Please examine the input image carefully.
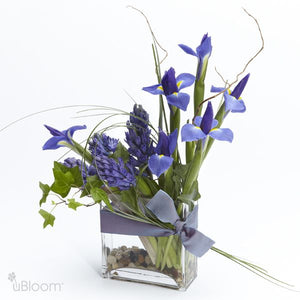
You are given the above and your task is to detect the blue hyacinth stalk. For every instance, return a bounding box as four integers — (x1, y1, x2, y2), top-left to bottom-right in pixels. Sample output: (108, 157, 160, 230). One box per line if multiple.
(125, 104, 155, 171)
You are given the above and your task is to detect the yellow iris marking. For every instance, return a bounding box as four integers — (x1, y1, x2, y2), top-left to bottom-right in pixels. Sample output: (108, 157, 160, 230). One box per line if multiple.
(210, 128, 217, 132)
(173, 92, 178, 96)
(177, 81, 183, 88)
(158, 86, 164, 91)
(195, 126, 201, 129)
(159, 154, 164, 158)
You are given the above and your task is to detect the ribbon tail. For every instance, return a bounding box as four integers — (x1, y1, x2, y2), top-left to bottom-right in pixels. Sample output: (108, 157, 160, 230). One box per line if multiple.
(181, 228, 215, 257)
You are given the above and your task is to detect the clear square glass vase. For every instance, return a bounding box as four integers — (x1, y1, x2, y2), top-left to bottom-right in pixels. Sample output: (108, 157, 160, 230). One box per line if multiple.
(101, 232, 198, 290)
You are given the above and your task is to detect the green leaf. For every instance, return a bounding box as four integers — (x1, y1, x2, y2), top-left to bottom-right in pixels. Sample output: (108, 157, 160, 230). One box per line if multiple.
(120, 187, 139, 212)
(90, 187, 112, 210)
(136, 176, 152, 197)
(110, 142, 129, 163)
(171, 162, 190, 198)
(50, 162, 84, 198)
(39, 209, 55, 228)
(67, 198, 83, 211)
(39, 182, 50, 206)
(80, 175, 104, 197)
(178, 180, 201, 204)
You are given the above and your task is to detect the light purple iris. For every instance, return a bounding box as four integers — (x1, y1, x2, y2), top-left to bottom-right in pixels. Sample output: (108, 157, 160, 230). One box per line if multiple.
(42, 124, 87, 150)
(211, 73, 250, 113)
(181, 102, 233, 143)
(179, 33, 212, 80)
(142, 67, 195, 111)
(148, 129, 178, 177)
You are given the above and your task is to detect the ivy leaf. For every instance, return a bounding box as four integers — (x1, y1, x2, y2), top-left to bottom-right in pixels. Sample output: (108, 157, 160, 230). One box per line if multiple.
(39, 209, 55, 228)
(50, 162, 84, 198)
(39, 182, 50, 206)
(110, 142, 129, 163)
(90, 187, 112, 210)
(68, 198, 83, 211)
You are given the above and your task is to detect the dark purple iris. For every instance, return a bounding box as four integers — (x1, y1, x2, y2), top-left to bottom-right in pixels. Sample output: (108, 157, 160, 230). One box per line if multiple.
(200, 102, 213, 134)
(161, 68, 178, 96)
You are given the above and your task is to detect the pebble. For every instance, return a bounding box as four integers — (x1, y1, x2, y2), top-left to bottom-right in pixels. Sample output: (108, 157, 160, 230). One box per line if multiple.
(107, 255, 117, 265)
(129, 251, 138, 263)
(112, 262, 119, 270)
(120, 245, 127, 251)
(128, 262, 135, 268)
(145, 255, 151, 265)
(115, 251, 122, 260)
(138, 254, 145, 264)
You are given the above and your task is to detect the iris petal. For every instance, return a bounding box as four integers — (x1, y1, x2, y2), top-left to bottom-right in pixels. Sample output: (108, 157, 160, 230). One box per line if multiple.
(168, 129, 178, 155)
(68, 125, 87, 137)
(176, 73, 195, 90)
(142, 84, 164, 95)
(210, 86, 225, 93)
(42, 136, 66, 150)
(231, 73, 250, 99)
(161, 68, 178, 95)
(44, 125, 63, 136)
(224, 93, 246, 113)
(178, 44, 197, 56)
(148, 154, 173, 177)
(209, 128, 233, 143)
(200, 102, 214, 134)
(194, 116, 202, 127)
(156, 130, 169, 155)
(181, 124, 206, 142)
(166, 92, 190, 111)
(212, 119, 218, 128)
(196, 34, 212, 60)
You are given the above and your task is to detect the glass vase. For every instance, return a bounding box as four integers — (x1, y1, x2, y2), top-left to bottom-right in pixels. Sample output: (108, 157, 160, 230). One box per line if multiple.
(100, 204, 198, 291)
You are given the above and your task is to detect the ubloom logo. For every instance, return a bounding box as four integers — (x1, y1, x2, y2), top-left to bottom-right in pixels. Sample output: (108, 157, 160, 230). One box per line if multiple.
(8, 272, 63, 292)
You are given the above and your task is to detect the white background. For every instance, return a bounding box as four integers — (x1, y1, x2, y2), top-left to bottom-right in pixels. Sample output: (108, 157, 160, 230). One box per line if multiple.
(0, 0, 300, 299)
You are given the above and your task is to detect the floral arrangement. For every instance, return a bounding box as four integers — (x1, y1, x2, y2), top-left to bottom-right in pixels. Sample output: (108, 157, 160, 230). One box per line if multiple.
(37, 9, 292, 291)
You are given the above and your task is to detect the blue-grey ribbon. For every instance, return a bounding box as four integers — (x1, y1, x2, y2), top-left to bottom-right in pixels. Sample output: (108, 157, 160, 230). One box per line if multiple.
(100, 190, 215, 257)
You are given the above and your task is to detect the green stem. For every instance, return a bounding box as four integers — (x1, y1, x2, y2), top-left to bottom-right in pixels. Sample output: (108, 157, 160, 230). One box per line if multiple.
(194, 59, 209, 117)
(152, 44, 169, 133)
(169, 106, 180, 162)
(71, 141, 93, 164)
(160, 235, 174, 270)
(182, 141, 203, 194)
(185, 141, 195, 164)
(211, 247, 294, 289)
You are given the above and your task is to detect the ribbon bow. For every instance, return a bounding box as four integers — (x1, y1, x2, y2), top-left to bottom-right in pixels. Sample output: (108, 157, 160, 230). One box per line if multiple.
(100, 190, 214, 257)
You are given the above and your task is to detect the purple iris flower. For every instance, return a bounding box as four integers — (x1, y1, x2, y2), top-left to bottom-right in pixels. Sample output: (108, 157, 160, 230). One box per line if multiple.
(42, 124, 87, 150)
(181, 102, 233, 143)
(179, 33, 212, 80)
(211, 74, 250, 113)
(148, 129, 178, 177)
(142, 67, 195, 111)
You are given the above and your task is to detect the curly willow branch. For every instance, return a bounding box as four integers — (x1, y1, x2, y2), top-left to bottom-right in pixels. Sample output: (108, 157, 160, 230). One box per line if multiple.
(127, 5, 168, 65)
(193, 8, 265, 122)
